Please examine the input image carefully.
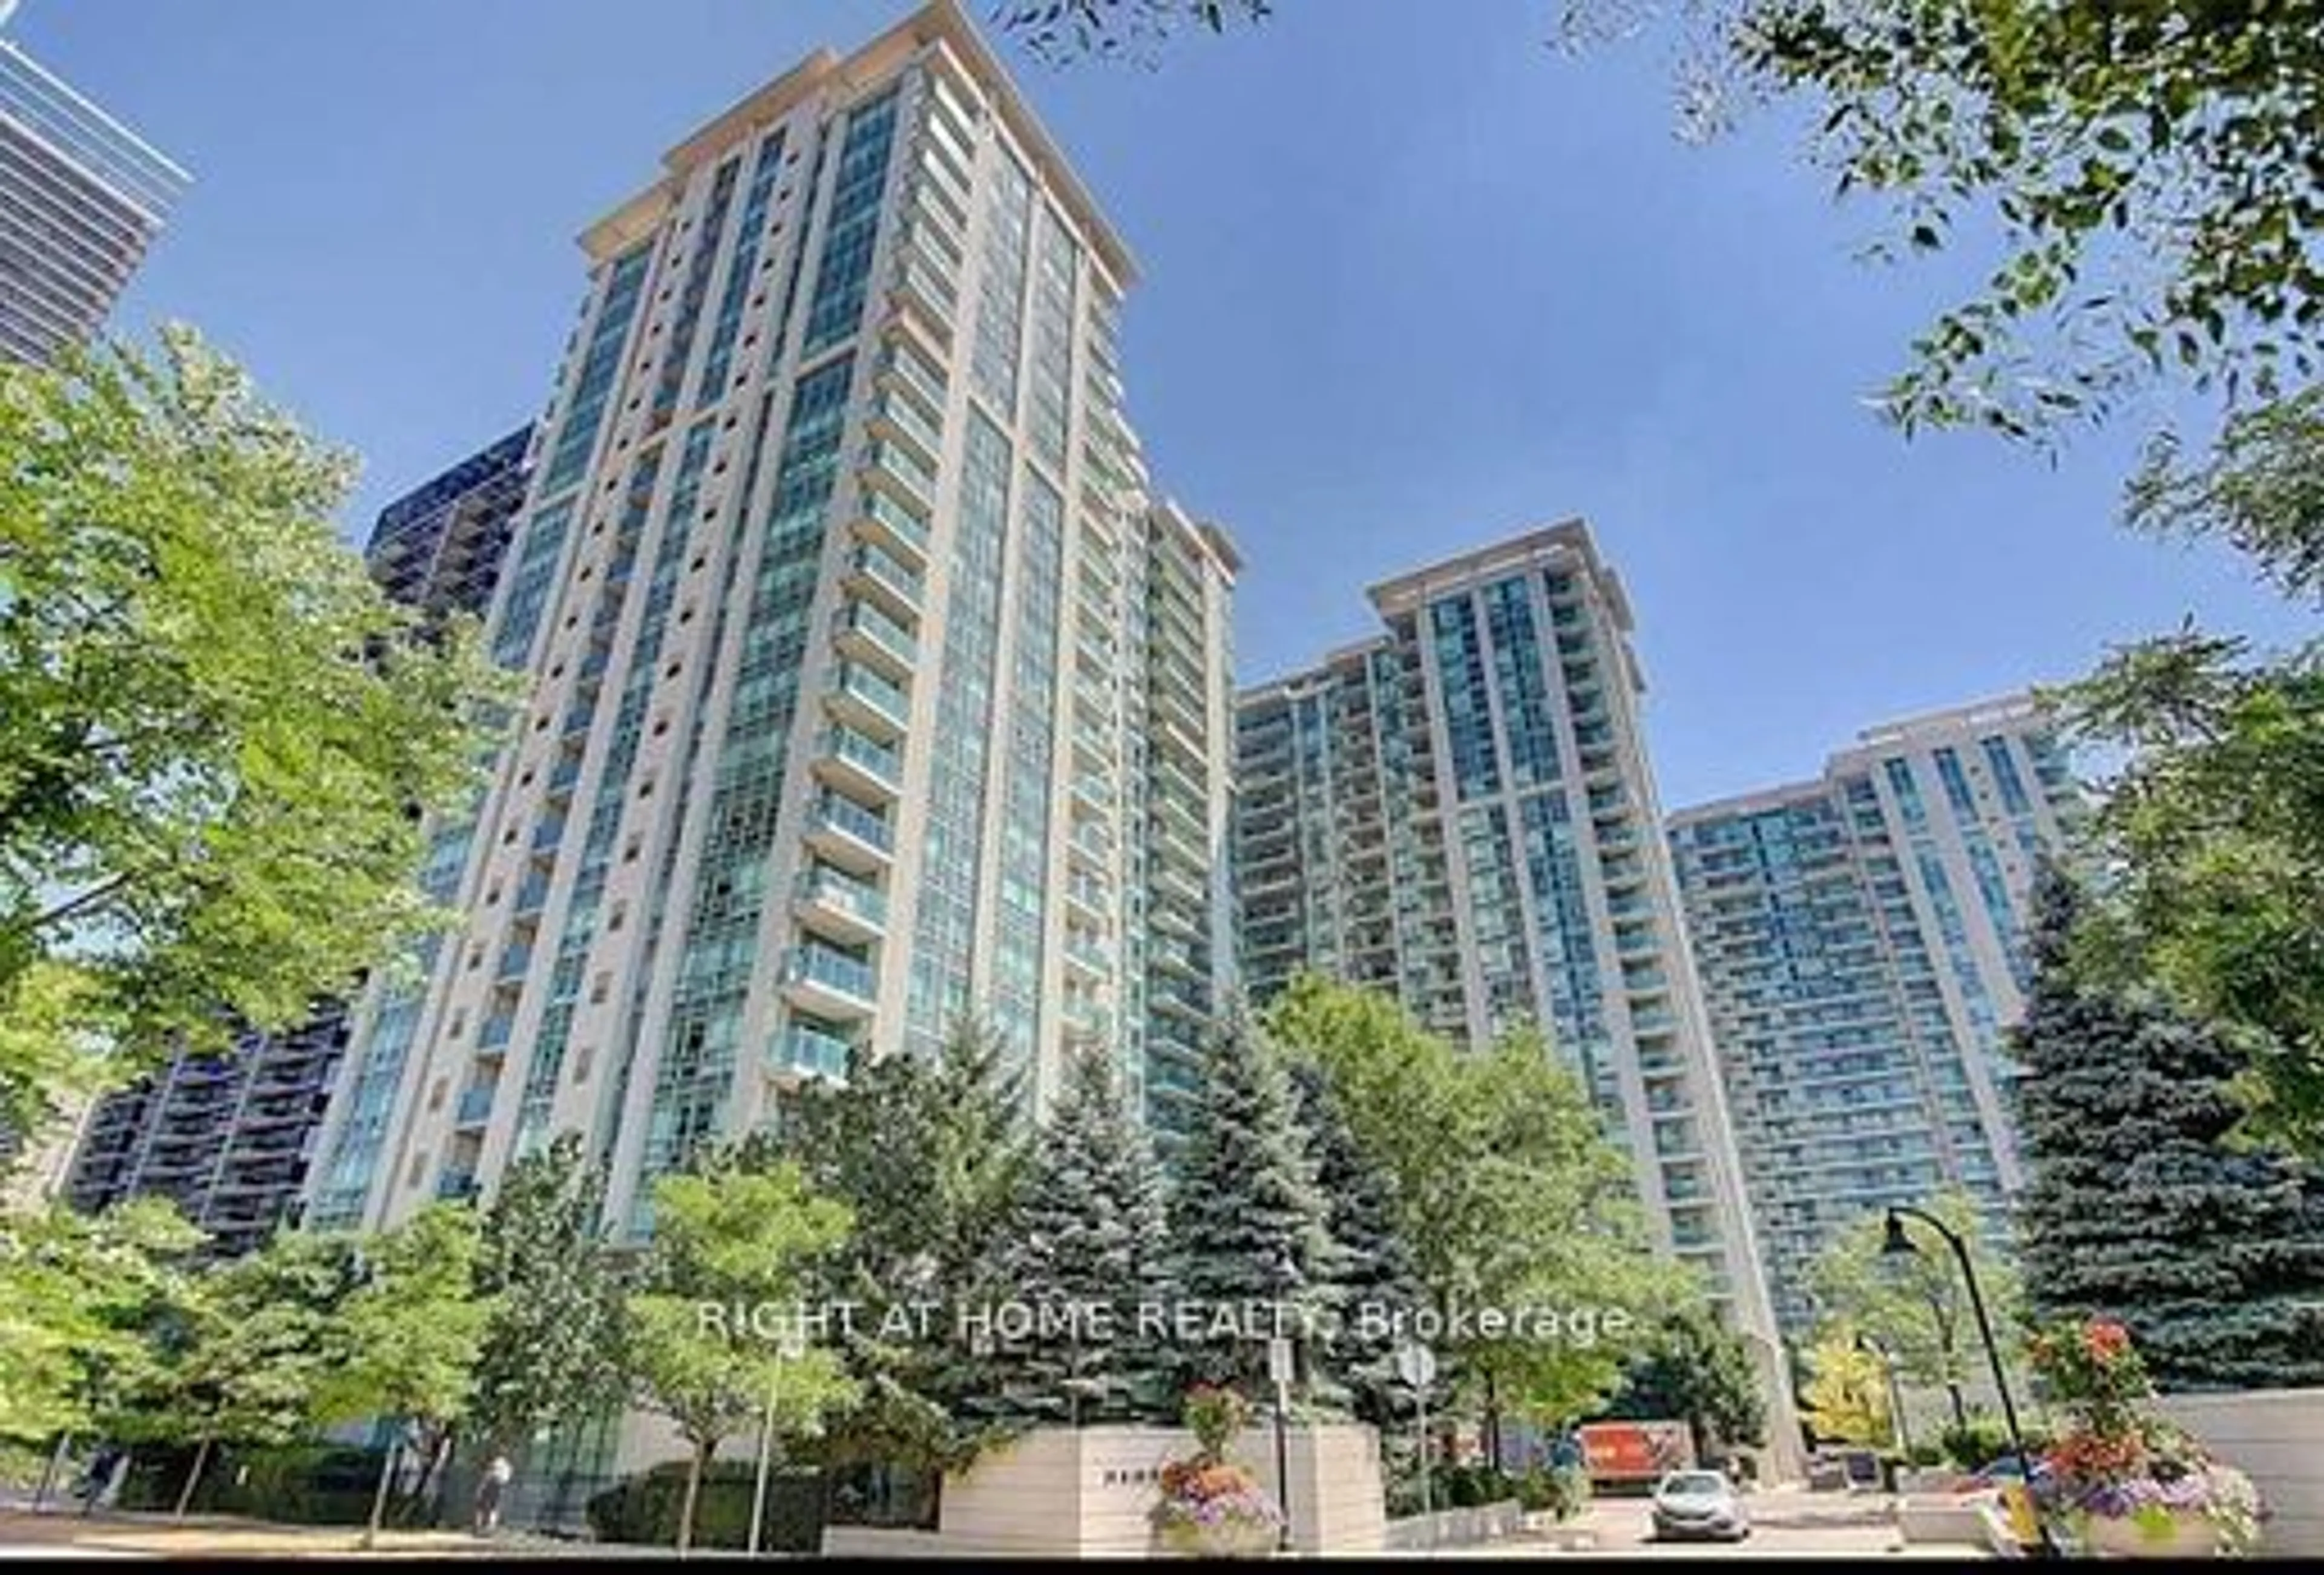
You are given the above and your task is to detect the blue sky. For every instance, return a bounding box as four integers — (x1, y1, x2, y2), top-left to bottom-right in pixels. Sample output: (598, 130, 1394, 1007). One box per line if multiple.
(26, 0, 2305, 809)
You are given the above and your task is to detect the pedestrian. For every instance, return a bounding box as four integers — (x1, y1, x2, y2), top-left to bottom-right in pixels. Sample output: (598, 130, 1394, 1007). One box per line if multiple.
(472, 1452, 514, 1537)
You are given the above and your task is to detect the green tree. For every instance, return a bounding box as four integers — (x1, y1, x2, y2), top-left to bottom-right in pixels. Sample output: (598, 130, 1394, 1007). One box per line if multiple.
(628, 1154, 856, 1554)
(1288, 1056, 1426, 1429)
(0, 329, 514, 1140)
(2058, 388, 2324, 1153)
(1798, 1327, 1892, 1448)
(985, 1048, 1173, 1424)
(778, 1015, 1031, 1478)
(1264, 976, 1682, 1438)
(1805, 1188, 2021, 1432)
(2012, 864, 2324, 1390)
(131, 1232, 363, 1516)
(1606, 1306, 1768, 1465)
(0, 1196, 202, 1446)
(310, 1204, 494, 1548)
(1167, 1012, 1338, 1392)
(470, 1134, 631, 1464)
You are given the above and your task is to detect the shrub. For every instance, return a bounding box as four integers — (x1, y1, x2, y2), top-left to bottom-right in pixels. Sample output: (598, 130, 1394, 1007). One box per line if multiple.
(1516, 1463, 1591, 1521)
(583, 1459, 824, 1551)
(1938, 1417, 2013, 1472)
(111, 1444, 388, 1525)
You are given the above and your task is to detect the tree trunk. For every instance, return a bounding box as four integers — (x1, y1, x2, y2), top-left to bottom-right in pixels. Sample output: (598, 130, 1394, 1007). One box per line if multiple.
(364, 1436, 399, 1550)
(174, 1436, 214, 1519)
(1945, 1381, 1969, 1435)
(36, 1433, 70, 1510)
(675, 1438, 711, 1555)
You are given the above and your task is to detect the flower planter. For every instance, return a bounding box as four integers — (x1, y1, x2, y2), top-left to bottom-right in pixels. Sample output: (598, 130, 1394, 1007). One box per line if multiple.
(1155, 1514, 1280, 1558)
(2079, 1506, 2221, 1559)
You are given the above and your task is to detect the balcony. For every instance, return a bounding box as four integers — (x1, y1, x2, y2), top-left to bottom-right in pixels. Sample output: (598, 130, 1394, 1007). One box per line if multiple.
(856, 486, 931, 568)
(870, 389, 943, 468)
(782, 944, 877, 1020)
(478, 1014, 514, 1051)
(826, 660, 910, 740)
(773, 1021, 853, 1084)
(835, 598, 918, 678)
(1065, 874, 1109, 922)
(436, 1168, 480, 1202)
(1063, 935, 1111, 978)
(1061, 1000, 1111, 1044)
(796, 865, 888, 945)
(805, 793, 893, 875)
(878, 345, 949, 427)
(891, 250, 959, 330)
(859, 440, 936, 518)
(845, 540, 924, 622)
(812, 725, 902, 805)
(495, 942, 534, 981)
(454, 1085, 496, 1128)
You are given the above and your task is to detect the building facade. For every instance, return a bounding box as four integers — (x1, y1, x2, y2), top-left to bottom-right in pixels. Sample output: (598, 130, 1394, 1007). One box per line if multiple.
(304, 0, 1236, 1240)
(61, 433, 531, 1259)
(0, 17, 188, 362)
(1667, 695, 2081, 1336)
(1234, 522, 1785, 1361)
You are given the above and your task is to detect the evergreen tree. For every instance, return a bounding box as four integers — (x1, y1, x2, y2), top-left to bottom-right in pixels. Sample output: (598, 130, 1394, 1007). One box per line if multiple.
(2012, 862, 2324, 1390)
(1288, 1057, 1423, 1427)
(1167, 1013, 1336, 1392)
(777, 1014, 1032, 1474)
(986, 1049, 1174, 1424)
(1605, 1306, 1768, 1464)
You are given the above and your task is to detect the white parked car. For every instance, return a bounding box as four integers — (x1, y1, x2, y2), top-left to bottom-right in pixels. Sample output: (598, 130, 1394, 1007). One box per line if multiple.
(1650, 1468, 1751, 1542)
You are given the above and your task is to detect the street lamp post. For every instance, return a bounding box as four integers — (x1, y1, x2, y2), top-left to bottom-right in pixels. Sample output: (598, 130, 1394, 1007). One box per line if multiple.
(1882, 1206, 2055, 1557)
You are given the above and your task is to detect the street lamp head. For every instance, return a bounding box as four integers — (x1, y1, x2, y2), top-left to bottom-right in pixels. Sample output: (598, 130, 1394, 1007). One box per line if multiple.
(1881, 1211, 1920, 1259)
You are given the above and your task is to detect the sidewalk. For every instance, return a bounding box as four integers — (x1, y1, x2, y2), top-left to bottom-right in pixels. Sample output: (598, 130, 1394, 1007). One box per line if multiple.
(0, 1507, 694, 1560)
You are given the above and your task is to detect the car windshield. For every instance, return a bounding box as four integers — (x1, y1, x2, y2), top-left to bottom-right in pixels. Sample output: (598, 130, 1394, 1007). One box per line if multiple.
(1663, 1473, 1727, 1495)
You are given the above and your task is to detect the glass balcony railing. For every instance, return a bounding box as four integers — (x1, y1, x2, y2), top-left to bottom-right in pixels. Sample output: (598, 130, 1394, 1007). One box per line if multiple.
(455, 1086, 496, 1126)
(776, 1021, 853, 1081)
(860, 488, 931, 557)
(822, 725, 901, 789)
(841, 599, 918, 667)
(786, 943, 875, 1003)
(812, 793, 893, 854)
(880, 345, 948, 419)
(832, 662, 908, 730)
(478, 1014, 514, 1050)
(799, 866, 888, 928)
(874, 390, 943, 459)
(850, 540, 925, 609)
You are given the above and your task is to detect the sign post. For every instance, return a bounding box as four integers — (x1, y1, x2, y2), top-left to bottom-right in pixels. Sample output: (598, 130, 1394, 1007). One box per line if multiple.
(1395, 1343, 1438, 1546)
(1268, 1336, 1295, 1551)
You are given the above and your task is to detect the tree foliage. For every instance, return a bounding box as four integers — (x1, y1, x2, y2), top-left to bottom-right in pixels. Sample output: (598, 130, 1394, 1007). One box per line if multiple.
(1806, 1187, 2023, 1402)
(1166, 1012, 1338, 1392)
(0, 328, 514, 1137)
(628, 1154, 856, 1553)
(1288, 1056, 1426, 1428)
(0, 1195, 203, 1444)
(992, 0, 1270, 63)
(1560, 0, 2324, 440)
(1797, 1326, 1892, 1447)
(2056, 389, 2324, 1153)
(1606, 1305, 1768, 1461)
(470, 1133, 632, 1458)
(1264, 975, 1683, 1429)
(2011, 865, 2324, 1391)
(778, 1015, 1031, 1474)
(985, 1048, 1173, 1424)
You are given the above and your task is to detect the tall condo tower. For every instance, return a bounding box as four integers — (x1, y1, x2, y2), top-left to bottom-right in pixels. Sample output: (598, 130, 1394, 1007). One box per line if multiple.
(61, 430, 532, 1259)
(306, 1, 1236, 1238)
(1233, 522, 1786, 1363)
(0, 16, 188, 362)
(1668, 695, 2081, 1335)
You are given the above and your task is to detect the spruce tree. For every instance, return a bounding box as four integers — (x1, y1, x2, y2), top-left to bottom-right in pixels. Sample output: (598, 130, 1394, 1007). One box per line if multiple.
(2012, 863, 2324, 1390)
(986, 1049, 1175, 1424)
(1289, 1058, 1425, 1427)
(1165, 1014, 1337, 1393)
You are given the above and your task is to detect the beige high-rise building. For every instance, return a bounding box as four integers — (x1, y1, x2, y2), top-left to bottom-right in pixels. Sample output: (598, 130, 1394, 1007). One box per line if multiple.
(306, 0, 1237, 1240)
